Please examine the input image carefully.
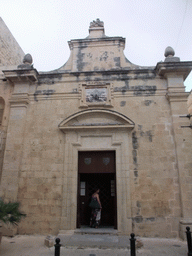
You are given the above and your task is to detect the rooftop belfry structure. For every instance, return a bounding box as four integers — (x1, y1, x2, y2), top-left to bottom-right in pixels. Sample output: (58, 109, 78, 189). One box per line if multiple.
(0, 18, 192, 239)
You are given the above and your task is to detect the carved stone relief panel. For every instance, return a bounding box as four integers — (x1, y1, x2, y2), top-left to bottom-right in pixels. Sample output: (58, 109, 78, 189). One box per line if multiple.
(79, 82, 114, 108)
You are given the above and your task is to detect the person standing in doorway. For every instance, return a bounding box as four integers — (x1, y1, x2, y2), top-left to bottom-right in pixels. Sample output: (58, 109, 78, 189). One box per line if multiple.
(89, 189, 102, 228)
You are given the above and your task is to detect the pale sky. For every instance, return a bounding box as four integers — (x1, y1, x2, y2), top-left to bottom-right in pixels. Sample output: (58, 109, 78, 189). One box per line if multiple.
(0, 0, 191, 91)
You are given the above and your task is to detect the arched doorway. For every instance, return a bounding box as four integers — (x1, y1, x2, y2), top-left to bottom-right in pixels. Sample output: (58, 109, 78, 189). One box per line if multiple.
(58, 109, 134, 234)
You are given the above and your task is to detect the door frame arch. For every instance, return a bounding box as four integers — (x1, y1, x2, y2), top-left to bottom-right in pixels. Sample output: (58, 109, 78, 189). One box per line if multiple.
(58, 109, 134, 234)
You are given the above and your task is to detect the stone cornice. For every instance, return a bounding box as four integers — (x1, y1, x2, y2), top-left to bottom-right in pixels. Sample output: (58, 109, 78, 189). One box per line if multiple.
(155, 61, 192, 80)
(2, 68, 39, 83)
(166, 92, 189, 102)
(9, 93, 30, 108)
(68, 36, 126, 50)
(59, 109, 135, 131)
(38, 68, 156, 78)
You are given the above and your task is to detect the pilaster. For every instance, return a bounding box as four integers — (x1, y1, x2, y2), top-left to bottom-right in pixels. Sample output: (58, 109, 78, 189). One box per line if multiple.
(0, 67, 38, 202)
(156, 57, 192, 239)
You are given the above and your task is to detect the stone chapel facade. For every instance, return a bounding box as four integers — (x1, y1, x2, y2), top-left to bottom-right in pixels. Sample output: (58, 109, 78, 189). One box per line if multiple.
(0, 18, 192, 239)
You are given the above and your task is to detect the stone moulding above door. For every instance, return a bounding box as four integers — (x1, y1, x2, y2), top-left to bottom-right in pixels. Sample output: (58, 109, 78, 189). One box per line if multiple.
(58, 109, 135, 131)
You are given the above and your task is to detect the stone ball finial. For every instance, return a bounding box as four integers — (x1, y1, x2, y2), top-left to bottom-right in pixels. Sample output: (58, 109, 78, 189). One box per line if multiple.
(23, 53, 33, 64)
(17, 53, 33, 69)
(164, 46, 175, 58)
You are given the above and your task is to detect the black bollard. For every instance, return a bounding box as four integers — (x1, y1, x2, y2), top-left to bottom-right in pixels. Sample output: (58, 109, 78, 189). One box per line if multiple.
(186, 227, 192, 256)
(54, 238, 61, 256)
(130, 233, 136, 256)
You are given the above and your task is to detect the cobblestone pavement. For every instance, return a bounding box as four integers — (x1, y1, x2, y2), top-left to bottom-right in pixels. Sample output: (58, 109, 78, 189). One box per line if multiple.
(0, 235, 188, 256)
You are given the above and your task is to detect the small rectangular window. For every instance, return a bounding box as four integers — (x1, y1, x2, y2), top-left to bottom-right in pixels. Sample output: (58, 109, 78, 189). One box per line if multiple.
(111, 180, 115, 196)
(80, 181, 86, 196)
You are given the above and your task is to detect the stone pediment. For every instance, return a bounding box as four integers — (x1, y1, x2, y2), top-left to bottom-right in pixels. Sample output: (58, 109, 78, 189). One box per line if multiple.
(58, 109, 135, 131)
(59, 19, 138, 72)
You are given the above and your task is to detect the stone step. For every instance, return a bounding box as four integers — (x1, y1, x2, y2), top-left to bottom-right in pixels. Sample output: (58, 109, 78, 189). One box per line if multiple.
(57, 227, 130, 249)
(74, 226, 118, 235)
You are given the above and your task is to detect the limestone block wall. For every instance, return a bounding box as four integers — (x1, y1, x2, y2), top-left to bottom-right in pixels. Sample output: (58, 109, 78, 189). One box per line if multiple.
(169, 99, 192, 214)
(188, 91, 192, 115)
(7, 70, 188, 237)
(0, 17, 24, 179)
(0, 79, 12, 181)
(130, 119, 181, 238)
(16, 85, 80, 234)
(187, 91, 192, 136)
(0, 17, 24, 67)
(113, 80, 182, 238)
(17, 105, 67, 233)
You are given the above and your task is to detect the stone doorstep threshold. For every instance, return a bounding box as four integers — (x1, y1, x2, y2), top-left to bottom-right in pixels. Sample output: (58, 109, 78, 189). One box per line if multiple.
(74, 226, 118, 235)
(58, 226, 118, 236)
(47, 227, 142, 249)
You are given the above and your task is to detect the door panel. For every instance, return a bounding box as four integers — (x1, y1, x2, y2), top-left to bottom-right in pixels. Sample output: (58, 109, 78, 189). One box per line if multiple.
(78, 151, 115, 173)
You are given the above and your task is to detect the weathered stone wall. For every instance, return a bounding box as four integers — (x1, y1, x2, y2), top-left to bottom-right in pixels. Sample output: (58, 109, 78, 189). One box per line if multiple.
(17, 89, 76, 234)
(188, 91, 192, 115)
(0, 79, 13, 181)
(0, 17, 24, 181)
(0, 17, 24, 67)
(7, 71, 186, 237)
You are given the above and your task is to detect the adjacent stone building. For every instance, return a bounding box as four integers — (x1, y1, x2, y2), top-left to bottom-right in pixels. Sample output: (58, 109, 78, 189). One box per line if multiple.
(0, 17, 24, 183)
(0, 18, 192, 239)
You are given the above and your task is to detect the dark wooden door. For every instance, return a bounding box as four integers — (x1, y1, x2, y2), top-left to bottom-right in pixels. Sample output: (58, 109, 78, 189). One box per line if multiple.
(77, 151, 117, 228)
